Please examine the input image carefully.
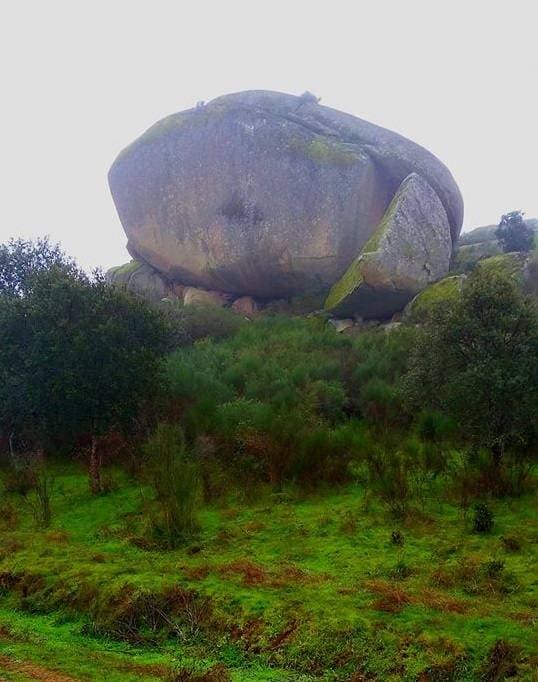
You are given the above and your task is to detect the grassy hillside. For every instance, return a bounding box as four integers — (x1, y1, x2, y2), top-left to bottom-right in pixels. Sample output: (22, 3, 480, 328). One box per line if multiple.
(1, 246, 537, 680)
(0, 466, 536, 681)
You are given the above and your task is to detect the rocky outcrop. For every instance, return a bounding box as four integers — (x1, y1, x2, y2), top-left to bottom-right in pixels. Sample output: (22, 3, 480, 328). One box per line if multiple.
(108, 90, 463, 306)
(106, 260, 170, 302)
(405, 274, 466, 322)
(182, 287, 228, 307)
(231, 296, 259, 317)
(458, 219, 538, 247)
(452, 218, 538, 272)
(407, 251, 538, 322)
(323, 173, 452, 318)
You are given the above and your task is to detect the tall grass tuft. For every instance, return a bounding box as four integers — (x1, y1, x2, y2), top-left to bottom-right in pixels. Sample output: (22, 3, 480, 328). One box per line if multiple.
(144, 423, 199, 547)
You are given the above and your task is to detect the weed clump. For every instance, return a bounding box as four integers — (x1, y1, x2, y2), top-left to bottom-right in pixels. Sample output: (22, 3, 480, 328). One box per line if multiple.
(144, 423, 200, 548)
(390, 529, 404, 546)
(473, 503, 494, 533)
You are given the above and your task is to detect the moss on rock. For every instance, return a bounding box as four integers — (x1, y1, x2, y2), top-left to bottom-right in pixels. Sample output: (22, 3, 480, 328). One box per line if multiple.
(324, 175, 417, 314)
(476, 253, 527, 280)
(108, 260, 142, 278)
(406, 275, 465, 321)
(324, 260, 364, 311)
(291, 135, 359, 166)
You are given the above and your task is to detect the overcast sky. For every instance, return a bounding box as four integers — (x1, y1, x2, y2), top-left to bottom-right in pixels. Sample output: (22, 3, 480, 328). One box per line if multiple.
(1, 0, 536, 271)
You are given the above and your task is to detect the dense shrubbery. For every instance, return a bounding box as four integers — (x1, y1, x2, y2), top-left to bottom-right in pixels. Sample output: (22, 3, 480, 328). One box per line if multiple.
(403, 267, 538, 493)
(1, 238, 537, 528)
(0, 238, 171, 494)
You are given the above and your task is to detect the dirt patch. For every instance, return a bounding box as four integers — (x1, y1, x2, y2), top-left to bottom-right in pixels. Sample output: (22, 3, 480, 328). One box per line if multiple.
(218, 560, 269, 586)
(217, 560, 324, 589)
(171, 663, 230, 681)
(365, 580, 467, 615)
(0, 654, 78, 681)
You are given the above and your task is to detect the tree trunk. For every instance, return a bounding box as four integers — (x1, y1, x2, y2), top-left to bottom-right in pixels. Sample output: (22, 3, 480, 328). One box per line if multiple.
(89, 435, 102, 495)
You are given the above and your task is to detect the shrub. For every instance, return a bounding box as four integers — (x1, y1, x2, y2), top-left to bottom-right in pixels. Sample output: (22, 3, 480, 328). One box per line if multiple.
(363, 439, 414, 519)
(483, 559, 504, 579)
(161, 301, 244, 347)
(501, 536, 521, 552)
(473, 503, 494, 533)
(144, 424, 199, 547)
(390, 530, 405, 546)
(402, 267, 538, 485)
(28, 465, 54, 528)
(389, 560, 412, 580)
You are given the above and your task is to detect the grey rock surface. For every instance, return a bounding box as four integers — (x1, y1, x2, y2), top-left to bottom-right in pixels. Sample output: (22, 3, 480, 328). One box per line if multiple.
(182, 287, 228, 307)
(106, 260, 170, 302)
(324, 173, 452, 318)
(109, 90, 463, 300)
(231, 296, 259, 316)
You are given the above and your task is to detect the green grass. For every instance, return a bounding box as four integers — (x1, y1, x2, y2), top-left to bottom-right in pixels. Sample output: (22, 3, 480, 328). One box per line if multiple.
(1, 465, 536, 680)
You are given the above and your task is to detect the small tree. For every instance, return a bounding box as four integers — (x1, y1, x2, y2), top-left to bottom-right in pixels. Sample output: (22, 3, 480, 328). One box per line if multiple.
(402, 268, 538, 483)
(0, 240, 171, 493)
(0, 236, 75, 297)
(144, 423, 199, 547)
(495, 211, 534, 253)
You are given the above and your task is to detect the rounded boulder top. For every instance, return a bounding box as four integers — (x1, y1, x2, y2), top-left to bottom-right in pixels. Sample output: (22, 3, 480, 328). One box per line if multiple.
(109, 90, 463, 300)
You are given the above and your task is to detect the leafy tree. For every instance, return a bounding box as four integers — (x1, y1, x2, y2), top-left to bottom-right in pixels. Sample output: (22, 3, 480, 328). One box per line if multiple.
(402, 268, 538, 478)
(0, 242, 171, 493)
(0, 236, 75, 296)
(495, 211, 534, 253)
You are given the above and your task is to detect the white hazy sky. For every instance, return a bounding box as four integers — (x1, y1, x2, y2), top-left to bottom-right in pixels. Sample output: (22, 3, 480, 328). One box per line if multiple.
(1, 0, 537, 271)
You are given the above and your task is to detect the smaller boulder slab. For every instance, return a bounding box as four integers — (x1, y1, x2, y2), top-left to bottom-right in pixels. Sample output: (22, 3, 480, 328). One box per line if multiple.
(182, 287, 228, 307)
(106, 260, 170, 302)
(327, 318, 354, 333)
(324, 173, 452, 318)
(405, 274, 466, 322)
(231, 296, 259, 317)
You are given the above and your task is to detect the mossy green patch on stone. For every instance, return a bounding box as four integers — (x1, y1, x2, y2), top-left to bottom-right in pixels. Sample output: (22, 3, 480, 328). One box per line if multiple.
(476, 253, 526, 280)
(324, 259, 364, 310)
(361, 176, 410, 256)
(406, 275, 464, 321)
(290, 135, 359, 166)
(109, 260, 142, 278)
(324, 184, 404, 312)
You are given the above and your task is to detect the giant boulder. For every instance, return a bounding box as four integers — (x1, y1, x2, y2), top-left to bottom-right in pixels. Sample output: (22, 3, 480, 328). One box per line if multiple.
(108, 91, 463, 302)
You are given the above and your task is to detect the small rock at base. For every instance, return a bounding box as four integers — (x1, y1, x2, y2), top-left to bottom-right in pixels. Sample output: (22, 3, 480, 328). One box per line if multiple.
(328, 318, 354, 333)
(231, 296, 259, 317)
(183, 287, 227, 307)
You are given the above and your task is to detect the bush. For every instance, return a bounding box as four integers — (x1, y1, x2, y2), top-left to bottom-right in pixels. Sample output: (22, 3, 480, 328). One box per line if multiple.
(27, 464, 54, 528)
(161, 301, 244, 347)
(144, 424, 199, 547)
(362, 437, 416, 519)
(483, 559, 504, 579)
(402, 267, 538, 487)
(473, 503, 494, 533)
(389, 559, 412, 580)
(390, 530, 405, 546)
